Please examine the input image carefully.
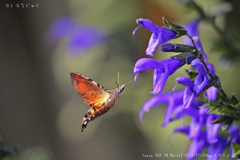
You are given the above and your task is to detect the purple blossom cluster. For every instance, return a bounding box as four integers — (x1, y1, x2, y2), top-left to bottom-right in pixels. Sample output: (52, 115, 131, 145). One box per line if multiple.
(46, 16, 105, 56)
(133, 18, 240, 159)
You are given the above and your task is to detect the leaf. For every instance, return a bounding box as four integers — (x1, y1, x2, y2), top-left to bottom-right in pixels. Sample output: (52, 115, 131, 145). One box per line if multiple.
(230, 93, 240, 106)
(210, 116, 229, 124)
(221, 117, 234, 131)
(184, 69, 198, 80)
(162, 17, 187, 38)
(232, 142, 240, 159)
(234, 104, 240, 111)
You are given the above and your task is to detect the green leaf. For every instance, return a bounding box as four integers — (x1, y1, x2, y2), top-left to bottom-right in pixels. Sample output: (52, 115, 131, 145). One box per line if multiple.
(221, 117, 234, 131)
(210, 116, 228, 124)
(162, 17, 187, 39)
(184, 69, 198, 80)
(230, 93, 240, 106)
(234, 104, 240, 111)
(232, 142, 240, 159)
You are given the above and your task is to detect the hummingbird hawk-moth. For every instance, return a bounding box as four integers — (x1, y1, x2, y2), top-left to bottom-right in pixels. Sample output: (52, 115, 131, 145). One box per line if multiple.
(70, 72, 128, 132)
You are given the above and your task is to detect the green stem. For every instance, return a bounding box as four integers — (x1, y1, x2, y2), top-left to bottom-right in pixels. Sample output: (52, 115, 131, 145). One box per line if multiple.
(187, 34, 197, 49)
(187, 34, 231, 104)
(190, 0, 240, 58)
(215, 81, 231, 104)
(187, 34, 214, 79)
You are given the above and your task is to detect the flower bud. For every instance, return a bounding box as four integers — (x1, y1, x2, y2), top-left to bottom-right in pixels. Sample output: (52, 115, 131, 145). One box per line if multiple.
(161, 43, 195, 52)
(186, 54, 196, 64)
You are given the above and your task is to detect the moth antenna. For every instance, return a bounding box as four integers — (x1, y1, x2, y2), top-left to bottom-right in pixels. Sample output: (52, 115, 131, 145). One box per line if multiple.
(126, 69, 152, 86)
(118, 72, 119, 85)
(115, 82, 119, 88)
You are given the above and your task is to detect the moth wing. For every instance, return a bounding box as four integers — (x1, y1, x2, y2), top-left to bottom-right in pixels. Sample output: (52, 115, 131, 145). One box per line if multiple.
(70, 72, 110, 108)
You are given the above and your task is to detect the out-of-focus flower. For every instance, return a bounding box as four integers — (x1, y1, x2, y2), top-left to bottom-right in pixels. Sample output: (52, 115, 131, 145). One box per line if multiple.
(229, 125, 240, 160)
(174, 126, 230, 160)
(185, 19, 208, 62)
(134, 58, 182, 95)
(138, 89, 203, 127)
(46, 16, 105, 56)
(205, 64, 218, 101)
(133, 18, 177, 57)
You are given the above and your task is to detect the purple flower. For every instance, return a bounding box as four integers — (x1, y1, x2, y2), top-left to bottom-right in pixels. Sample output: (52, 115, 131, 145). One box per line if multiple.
(174, 126, 230, 160)
(229, 125, 240, 160)
(176, 59, 211, 108)
(186, 54, 196, 65)
(175, 76, 198, 108)
(138, 89, 203, 127)
(134, 58, 182, 95)
(205, 64, 218, 101)
(185, 19, 208, 62)
(46, 16, 105, 56)
(133, 18, 177, 57)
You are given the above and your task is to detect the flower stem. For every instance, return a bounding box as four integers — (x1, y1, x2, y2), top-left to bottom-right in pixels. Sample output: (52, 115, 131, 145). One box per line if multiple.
(187, 34, 214, 79)
(189, 0, 240, 58)
(187, 34, 231, 104)
(187, 34, 197, 49)
(215, 81, 231, 104)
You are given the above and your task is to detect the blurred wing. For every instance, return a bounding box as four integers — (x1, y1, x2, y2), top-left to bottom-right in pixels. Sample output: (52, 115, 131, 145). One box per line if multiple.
(70, 72, 110, 108)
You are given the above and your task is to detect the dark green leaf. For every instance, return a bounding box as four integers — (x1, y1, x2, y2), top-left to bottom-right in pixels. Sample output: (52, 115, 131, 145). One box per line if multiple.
(232, 142, 240, 159)
(210, 116, 228, 124)
(162, 17, 187, 39)
(221, 117, 234, 131)
(234, 104, 240, 111)
(230, 93, 240, 106)
(184, 69, 198, 80)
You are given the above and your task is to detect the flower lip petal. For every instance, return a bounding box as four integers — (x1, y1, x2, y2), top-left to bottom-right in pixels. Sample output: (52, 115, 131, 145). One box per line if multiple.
(189, 118, 204, 140)
(183, 87, 198, 108)
(146, 32, 160, 57)
(151, 68, 169, 95)
(136, 18, 158, 32)
(207, 63, 215, 75)
(206, 115, 221, 144)
(139, 92, 170, 127)
(132, 25, 141, 41)
(175, 76, 193, 87)
(133, 58, 165, 74)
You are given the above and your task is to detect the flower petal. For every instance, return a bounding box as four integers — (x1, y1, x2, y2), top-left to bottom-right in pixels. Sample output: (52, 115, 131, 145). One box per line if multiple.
(192, 59, 209, 93)
(151, 68, 169, 94)
(162, 90, 184, 126)
(207, 137, 229, 160)
(134, 58, 165, 85)
(206, 86, 218, 101)
(67, 28, 104, 55)
(176, 76, 194, 88)
(132, 25, 141, 40)
(139, 92, 170, 126)
(163, 58, 183, 75)
(157, 26, 177, 44)
(206, 115, 221, 144)
(185, 19, 208, 62)
(183, 87, 198, 108)
(136, 18, 158, 32)
(189, 117, 204, 140)
(187, 139, 207, 159)
(173, 126, 190, 135)
(146, 32, 160, 57)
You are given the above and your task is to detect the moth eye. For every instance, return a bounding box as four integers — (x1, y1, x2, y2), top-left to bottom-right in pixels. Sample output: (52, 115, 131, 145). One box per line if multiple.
(120, 87, 125, 93)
